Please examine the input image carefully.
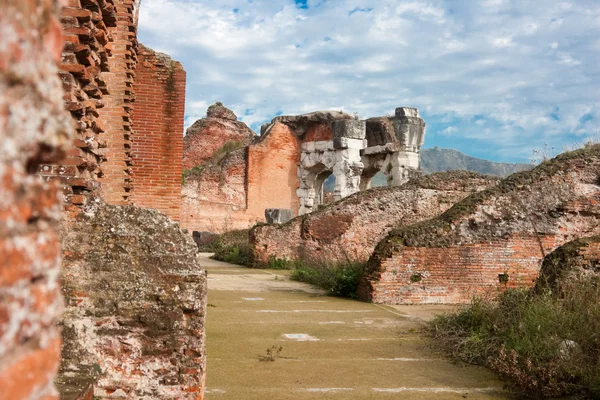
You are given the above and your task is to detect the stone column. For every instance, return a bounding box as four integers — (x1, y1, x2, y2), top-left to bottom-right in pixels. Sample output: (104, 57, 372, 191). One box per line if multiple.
(332, 120, 367, 200)
(388, 107, 426, 186)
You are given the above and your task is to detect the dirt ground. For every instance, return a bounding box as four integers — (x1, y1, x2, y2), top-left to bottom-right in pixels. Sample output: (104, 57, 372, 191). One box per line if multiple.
(200, 254, 510, 399)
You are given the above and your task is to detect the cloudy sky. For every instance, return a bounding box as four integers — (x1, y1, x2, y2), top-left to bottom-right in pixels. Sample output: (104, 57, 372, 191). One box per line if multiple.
(138, 0, 600, 163)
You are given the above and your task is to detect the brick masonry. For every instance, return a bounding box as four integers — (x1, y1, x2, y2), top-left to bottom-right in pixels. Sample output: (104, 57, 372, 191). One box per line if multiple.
(251, 171, 499, 265)
(0, 1, 72, 398)
(38, 0, 117, 214)
(97, 0, 137, 206)
(360, 146, 600, 304)
(181, 120, 303, 233)
(130, 44, 186, 222)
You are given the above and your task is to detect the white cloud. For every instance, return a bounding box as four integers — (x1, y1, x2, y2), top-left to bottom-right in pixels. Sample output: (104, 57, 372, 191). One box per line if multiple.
(138, 0, 600, 161)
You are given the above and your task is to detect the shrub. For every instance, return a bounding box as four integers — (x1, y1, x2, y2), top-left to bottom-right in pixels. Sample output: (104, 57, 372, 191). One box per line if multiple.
(427, 281, 600, 398)
(266, 256, 294, 270)
(290, 260, 365, 299)
(210, 229, 253, 266)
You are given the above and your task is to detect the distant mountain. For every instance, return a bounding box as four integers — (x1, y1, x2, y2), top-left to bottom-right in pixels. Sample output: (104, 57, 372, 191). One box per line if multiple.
(420, 147, 532, 177)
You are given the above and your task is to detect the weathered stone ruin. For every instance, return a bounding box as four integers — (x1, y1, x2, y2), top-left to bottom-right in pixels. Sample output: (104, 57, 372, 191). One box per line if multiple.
(0, 1, 72, 397)
(58, 205, 206, 398)
(535, 236, 600, 295)
(359, 146, 600, 304)
(1, 0, 207, 398)
(251, 171, 499, 266)
(181, 105, 426, 233)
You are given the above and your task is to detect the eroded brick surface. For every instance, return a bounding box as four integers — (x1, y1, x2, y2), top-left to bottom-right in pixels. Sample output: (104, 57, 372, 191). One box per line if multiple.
(0, 1, 72, 398)
(361, 146, 600, 304)
(251, 171, 497, 265)
(59, 204, 207, 399)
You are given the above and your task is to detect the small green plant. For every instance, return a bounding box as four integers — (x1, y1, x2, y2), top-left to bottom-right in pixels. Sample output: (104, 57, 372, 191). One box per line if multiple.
(267, 256, 293, 270)
(210, 229, 253, 266)
(410, 273, 422, 283)
(259, 345, 283, 362)
(291, 260, 365, 299)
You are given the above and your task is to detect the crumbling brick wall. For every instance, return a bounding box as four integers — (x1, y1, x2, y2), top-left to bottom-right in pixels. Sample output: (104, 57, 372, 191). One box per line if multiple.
(0, 0, 72, 398)
(59, 205, 207, 399)
(130, 45, 186, 222)
(251, 171, 498, 265)
(38, 0, 117, 214)
(181, 149, 253, 233)
(535, 236, 600, 295)
(183, 103, 256, 169)
(360, 146, 600, 304)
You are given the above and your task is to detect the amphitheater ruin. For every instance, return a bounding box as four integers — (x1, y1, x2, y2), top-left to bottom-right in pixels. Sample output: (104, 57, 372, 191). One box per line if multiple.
(2, 0, 600, 399)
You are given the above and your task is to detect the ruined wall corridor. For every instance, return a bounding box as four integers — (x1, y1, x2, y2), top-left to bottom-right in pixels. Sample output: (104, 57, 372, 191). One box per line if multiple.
(200, 254, 508, 399)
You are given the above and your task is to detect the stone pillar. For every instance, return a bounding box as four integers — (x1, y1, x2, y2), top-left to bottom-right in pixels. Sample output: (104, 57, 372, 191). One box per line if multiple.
(388, 107, 426, 186)
(331, 120, 367, 200)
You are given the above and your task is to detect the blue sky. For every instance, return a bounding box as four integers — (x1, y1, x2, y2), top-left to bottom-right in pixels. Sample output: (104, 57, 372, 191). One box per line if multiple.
(138, 0, 600, 163)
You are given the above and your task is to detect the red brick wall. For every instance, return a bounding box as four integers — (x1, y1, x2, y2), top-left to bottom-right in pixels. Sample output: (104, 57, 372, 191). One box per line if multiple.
(361, 149, 600, 304)
(251, 172, 498, 265)
(97, 0, 137, 205)
(247, 122, 302, 218)
(38, 0, 117, 215)
(0, 1, 72, 398)
(130, 45, 186, 222)
(370, 235, 557, 304)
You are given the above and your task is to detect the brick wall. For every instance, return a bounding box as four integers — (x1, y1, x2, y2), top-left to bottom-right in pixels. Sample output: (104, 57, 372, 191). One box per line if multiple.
(38, 0, 117, 214)
(251, 171, 498, 265)
(97, 0, 137, 205)
(130, 44, 186, 221)
(247, 122, 302, 218)
(0, 1, 72, 398)
(181, 149, 255, 233)
(360, 147, 600, 304)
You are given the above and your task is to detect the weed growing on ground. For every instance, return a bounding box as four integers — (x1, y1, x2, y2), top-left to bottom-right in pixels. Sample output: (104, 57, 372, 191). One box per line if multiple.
(427, 281, 600, 398)
(259, 345, 283, 362)
(290, 260, 365, 299)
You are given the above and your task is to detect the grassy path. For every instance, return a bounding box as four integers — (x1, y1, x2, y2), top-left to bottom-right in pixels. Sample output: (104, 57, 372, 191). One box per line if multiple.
(200, 254, 510, 399)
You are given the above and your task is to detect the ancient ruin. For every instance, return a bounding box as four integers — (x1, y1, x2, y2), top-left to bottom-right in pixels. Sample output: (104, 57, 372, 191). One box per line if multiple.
(182, 105, 426, 233)
(252, 171, 499, 265)
(359, 146, 600, 304)
(1, 0, 207, 398)
(0, 1, 72, 397)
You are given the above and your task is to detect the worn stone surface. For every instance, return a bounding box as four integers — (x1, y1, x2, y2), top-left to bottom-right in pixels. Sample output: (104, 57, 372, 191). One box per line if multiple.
(252, 172, 498, 266)
(265, 209, 293, 224)
(131, 44, 186, 222)
(535, 236, 600, 295)
(361, 146, 600, 304)
(59, 204, 207, 399)
(0, 1, 72, 398)
(183, 103, 256, 169)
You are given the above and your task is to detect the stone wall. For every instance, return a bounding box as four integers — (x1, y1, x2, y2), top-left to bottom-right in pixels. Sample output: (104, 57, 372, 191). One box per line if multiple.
(0, 0, 72, 398)
(360, 146, 600, 304)
(251, 171, 498, 265)
(58, 205, 207, 399)
(131, 44, 186, 222)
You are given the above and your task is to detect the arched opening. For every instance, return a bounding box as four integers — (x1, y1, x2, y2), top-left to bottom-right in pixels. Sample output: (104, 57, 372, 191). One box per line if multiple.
(360, 169, 388, 191)
(315, 170, 333, 207)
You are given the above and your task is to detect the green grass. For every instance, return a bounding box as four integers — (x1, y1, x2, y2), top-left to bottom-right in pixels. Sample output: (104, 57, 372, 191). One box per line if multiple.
(290, 260, 365, 299)
(209, 229, 253, 266)
(427, 281, 600, 398)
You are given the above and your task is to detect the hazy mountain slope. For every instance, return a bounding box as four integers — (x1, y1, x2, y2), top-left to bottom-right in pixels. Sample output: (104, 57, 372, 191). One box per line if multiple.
(420, 147, 532, 177)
